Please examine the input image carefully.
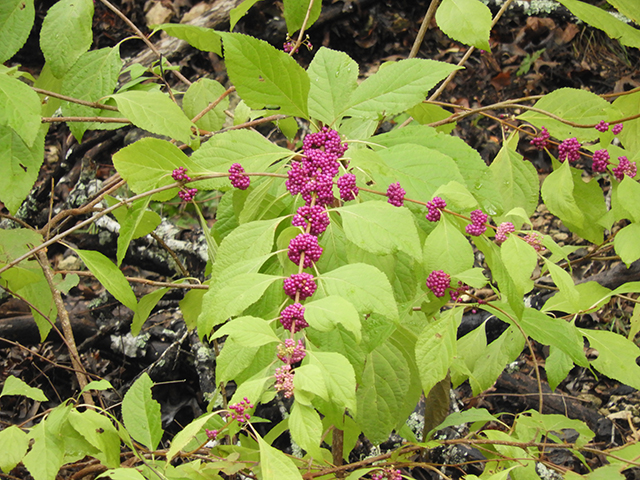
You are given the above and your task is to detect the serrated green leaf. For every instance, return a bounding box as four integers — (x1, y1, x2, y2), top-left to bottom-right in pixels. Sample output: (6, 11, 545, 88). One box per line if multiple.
(258, 434, 303, 480)
(198, 274, 280, 336)
(307, 47, 358, 125)
(212, 316, 280, 347)
(69, 409, 120, 468)
(430, 408, 502, 438)
(613, 91, 640, 153)
(112, 137, 193, 201)
(190, 129, 291, 190)
(544, 258, 580, 311)
(541, 160, 585, 229)
(61, 47, 122, 141)
(500, 235, 537, 295)
(415, 308, 462, 395)
(293, 364, 329, 403)
(39, 0, 93, 77)
(183, 78, 228, 132)
(75, 249, 137, 311)
(1, 375, 48, 401)
(97, 468, 146, 480)
(436, 0, 492, 51)
(617, 176, 640, 223)
(319, 263, 398, 321)
(289, 401, 324, 459)
(607, 0, 639, 23)
(131, 288, 168, 336)
(283, 0, 321, 34)
(121, 373, 162, 450)
(166, 412, 216, 462)
(0, 124, 45, 214)
(304, 296, 361, 342)
(230, 0, 263, 30)
(423, 216, 474, 276)
(342, 59, 459, 119)
(339, 200, 422, 260)
(219, 32, 309, 118)
(543, 281, 612, 314)
(152, 23, 221, 55)
(0, 424, 29, 472)
(22, 414, 66, 480)
(471, 325, 524, 395)
(110, 90, 195, 144)
(452, 267, 487, 289)
(546, 346, 574, 391)
(406, 103, 455, 134)
(556, 0, 640, 48)
(306, 350, 357, 412)
(0, 73, 42, 147)
(0, 0, 35, 64)
(518, 88, 619, 142)
(80, 379, 114, 395)
(614, 222, 640, 267)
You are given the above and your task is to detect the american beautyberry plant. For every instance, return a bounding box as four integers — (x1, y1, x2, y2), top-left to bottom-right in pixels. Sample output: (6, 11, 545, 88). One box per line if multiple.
(1, 0, 640, 479)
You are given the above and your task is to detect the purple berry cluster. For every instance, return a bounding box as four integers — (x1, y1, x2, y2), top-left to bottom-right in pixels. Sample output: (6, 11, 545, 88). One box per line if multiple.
(426, 197, 446, 222)
(595, 120, 610, 133)
(172, 167, 198, 202)
(205, 429, 218, 440)
(283, 272, 317, 300)
(530, 126, 550, 150)
(426, 270, 451, 298)
(172, 166, 192, 182)
(277, 338, 306, 363)
(287, 233, 323, 268)
(449, 281, 469, 301)
(386, 182, 406, 207)
(229, 397, 253, 424)
(274, 364, 295, 398)
(179, 188, 198, 202)
(337, 173, 359, 201)
(613, 156, 637, 181)
(292, 205, 330, 235)
(279, 303, 309, 332)
(558, 137, 581, 163)
(524, 232, 545, 252)
(495, 222, 515, 245)
(465, 209, 488, 236)
(591, 149, 610, 174)
(612, 123, 623, 135)
(372, 468, 402, 480)
(228, 163, 250, 190)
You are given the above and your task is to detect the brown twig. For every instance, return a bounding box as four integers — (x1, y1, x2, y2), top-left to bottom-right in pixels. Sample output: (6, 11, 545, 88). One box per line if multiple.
(42, 116, 131, 124)
(409, 0, 441, 59)
(191, 86, 236, 124)
(32, 87, 119, 111)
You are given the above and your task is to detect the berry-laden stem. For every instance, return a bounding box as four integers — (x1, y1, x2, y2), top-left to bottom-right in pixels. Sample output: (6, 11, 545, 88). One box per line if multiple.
(289, 0, 316, 56)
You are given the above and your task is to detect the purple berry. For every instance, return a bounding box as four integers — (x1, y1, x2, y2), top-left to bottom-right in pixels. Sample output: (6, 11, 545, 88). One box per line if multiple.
(178, 188, 198, 202)
(612, 123, 623, 135)
(172, 166, 191, 182)
(229, 163, 250, 190)
(524, 232, 545, 252)
(274, 364, 295, 398)
(558, 137, 581, 163)
(288, 233, 323, 268)
(229, 397, 253, 424)
(613, 156, 637, 181)
(386, 182, 406, 207)
(465, 209, 488, 236)
(591, 149, 610, 174)
(495, 221, 515, 245)
(277, 338, 306, 364)
(426, 196, 446, 222)
(280, 303, 309, 332)
(530, 126, 550, 150)
(337, 173, 359, 201)
(595, 120, 609, 133)
(283, 272, 317, 300)
(426, 270, 451, 298)
(292, 205, 330, 235)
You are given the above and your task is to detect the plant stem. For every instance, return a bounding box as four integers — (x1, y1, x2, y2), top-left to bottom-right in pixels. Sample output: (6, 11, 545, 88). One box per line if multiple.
(409, 0, 441, 59)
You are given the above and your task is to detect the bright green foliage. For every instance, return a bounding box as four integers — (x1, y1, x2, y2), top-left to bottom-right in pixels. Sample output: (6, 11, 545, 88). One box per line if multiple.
(0, 73, 42, 147)
(613, 90, 640, 153)
(0, 0, 35, 64)
(131, 288, 168, 336)
(0, 424, 29, 472)
(289, 401, 324, 459)
(183, 78, 229, 131)
(258, 434, 304, 480)
(151, 24, 222, 55)
(68, 409, 120, 468)
(607, 0, 640, 23)
(230, 0, 263, 30)
(1, 375, 48, 401)
(423, 217, 474, 275)
(304, 296, 361, 341)
(121, 373, 162, 451)
(39, 0, 94, 78)
(283, 0, 321, 34)
(212, 316, 280, 347)
(436, 0, 492, 51)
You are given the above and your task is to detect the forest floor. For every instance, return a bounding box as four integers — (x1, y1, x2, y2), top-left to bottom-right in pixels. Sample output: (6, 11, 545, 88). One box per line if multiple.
(1, 0, 640, 479)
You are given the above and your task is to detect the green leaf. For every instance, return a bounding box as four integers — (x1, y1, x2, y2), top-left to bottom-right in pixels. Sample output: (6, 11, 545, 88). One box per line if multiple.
(307, 47, 359, 125)
(415, 308, 462, 395)
(112, 137, 193, 201)
(68, 409, 120, 468)
(580, 329, 640, 390)
(0, 73, 42, 147)
(471, 325, 524, 395)
(289, 401, 324, 459)
(0, 425, 29, 472)
(613, 91, 640, 153)
(152, 24, 221, 55)
(230, 0, 263, 30)
(614, 222, 640, 267)
(518, 88, 619, 142)
(607, 0, 640, 23)
(294, 364, 329, 403)
(406, 103, 455, 134)
(304, 296, 361, 342)
(166, 412, 216, 462)
(39, 0, 93, 77)
(306, 351, 357, 412)
(544, 258, 580, 311)
(80, 379, 114, 395)
(517, 410, 594, 447)
(339, 201, 422, 261)
(189, 129, 292, 191)
(183, 78, 228, 132)
(258, 434, 303, 480)
(556, 0, 640, 48)
(617, 176, 640, 223)
(97, 468, 146, 480)
(212, 316, 280, 347)
(1, 375, 48, 401)
(543, 280, 612, 315)
(423, 216, 474, 276)
(0, 0, 35, 64)
(198, 274, 280, 336)
(61, 47, 123, 141)
(430, 408, 503, 438)
(121, 373, 162, 451)
(500, 235, 537, 296)
(110, 90, 196, 145)
(75, 249, 137, 311)
(489, 142, 539, 218)
(342, 59, 460, 119)
(356, 341, 413, 444)
(131, 288, 168, 336)
(546, 346, 574, 391)
(283, 0, 321, 34)
(0, 124, 45, 214)
(436, 0, 492, 51)
(219, 32, 309, 118)
(541, 160, 585, 229)
(319, 263, 399, 321)
(22, 407, 67, 480)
